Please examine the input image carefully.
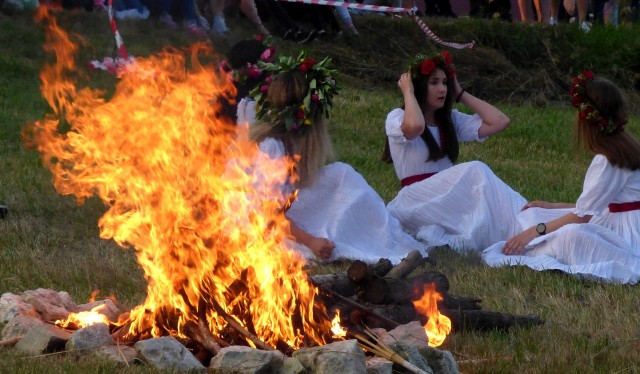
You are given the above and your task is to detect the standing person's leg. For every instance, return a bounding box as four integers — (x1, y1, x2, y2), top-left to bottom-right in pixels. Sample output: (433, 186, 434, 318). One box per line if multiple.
(334, 4, 359, 35)
(576, 0, 589, 30)
(181, 0, 207, 35)
(549, 0, 559, 23)
(209, 0, 229, 34)
(518, 0, 534, 22)
(533, 0, 549, 21)
(239, 0, 271, 35)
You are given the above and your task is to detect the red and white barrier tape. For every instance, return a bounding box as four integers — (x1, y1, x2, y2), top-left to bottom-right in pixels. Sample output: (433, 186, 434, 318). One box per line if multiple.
(89, 0, 135, 74)
(277, 0, 474, 49)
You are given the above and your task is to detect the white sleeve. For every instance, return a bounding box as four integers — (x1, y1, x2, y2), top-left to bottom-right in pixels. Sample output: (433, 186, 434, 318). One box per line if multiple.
(258, 137, 286, 159)
(236, 98, 256, 127)
(573, 155, 629, 217)
(385, 108, 407, 144)
(451, 109, 484, 142)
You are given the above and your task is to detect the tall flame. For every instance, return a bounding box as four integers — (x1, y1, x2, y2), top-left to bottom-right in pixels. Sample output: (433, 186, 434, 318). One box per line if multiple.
(26, 8, 332, 348)
(412, 283, 451, 347)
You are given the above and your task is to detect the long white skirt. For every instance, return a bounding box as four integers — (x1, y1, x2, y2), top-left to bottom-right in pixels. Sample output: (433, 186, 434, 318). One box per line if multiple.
(286, 162, 426, 264)
(387, 161, 527, 251)
(483, 207, 640, 284)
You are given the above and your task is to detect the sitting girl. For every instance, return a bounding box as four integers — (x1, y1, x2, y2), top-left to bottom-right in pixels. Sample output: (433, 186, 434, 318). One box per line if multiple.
(483, 72, 640, 284)
(383, 51, 526, 251)
(249, 52, 424, 263)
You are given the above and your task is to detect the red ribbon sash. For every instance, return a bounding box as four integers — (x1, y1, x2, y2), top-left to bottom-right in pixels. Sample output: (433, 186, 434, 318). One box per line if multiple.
(400, 172, 437, 188)
(608, 201, 640, 213)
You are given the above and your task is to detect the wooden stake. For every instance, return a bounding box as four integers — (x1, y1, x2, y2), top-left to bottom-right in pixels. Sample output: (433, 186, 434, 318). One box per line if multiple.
(210, 298, 274, 352)
(0, 336, 22, 347)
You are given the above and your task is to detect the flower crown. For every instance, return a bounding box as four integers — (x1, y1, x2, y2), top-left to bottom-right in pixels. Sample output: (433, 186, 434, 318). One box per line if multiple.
(409, 51, 456, 79)
(251, 51, 339, 133)
(569, 70, 626, 134)
(218, 36, 276, 84)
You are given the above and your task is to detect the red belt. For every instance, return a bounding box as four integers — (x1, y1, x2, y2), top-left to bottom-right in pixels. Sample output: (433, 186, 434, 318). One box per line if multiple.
(608, 201, 640, 213)
(400, 172, 437, 188)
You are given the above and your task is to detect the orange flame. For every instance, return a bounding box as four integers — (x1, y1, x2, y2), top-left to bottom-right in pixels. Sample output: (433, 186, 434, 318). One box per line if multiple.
(56, 304, 110, 329)
(330, 311, 347, 339)
(412, 283, 451, 347)
(26, 8, 332, 348)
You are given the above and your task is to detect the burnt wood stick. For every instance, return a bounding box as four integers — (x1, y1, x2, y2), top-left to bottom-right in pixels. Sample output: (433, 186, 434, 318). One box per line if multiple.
(210, 298, 275, 351)
(385, 250, 425, 279)
(442, 309, 544, 332)
(439, 295, 482, 311)
(363, 273, 451, 305)
(316, 286, 400, 330)
(347, 260, 369, 283)
(370, 258, 394, 277)
(310, 274, 357, 297)
(183, 320, 222, 355)
(349, 304, 417, 328)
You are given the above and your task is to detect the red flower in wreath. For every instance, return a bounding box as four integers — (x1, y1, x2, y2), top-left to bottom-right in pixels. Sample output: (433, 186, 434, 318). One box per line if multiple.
(421, 59, 436, 75)
(299, 58, 316, 72)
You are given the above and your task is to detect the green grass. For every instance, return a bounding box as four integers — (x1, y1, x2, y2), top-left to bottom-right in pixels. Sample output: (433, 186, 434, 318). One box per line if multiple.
(1, 8, 640, 374)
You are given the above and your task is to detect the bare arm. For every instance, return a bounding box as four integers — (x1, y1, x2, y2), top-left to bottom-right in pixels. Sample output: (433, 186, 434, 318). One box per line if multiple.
(453, 77, 510, 138)
(503, 212, 592, 255)
(522, 200, 577, 211)
(289, 220, 335, 260)
(398, 72, 425, 140)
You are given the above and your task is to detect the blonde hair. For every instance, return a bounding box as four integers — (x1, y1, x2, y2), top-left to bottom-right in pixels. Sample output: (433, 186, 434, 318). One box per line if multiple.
(250, 71, 334, 187)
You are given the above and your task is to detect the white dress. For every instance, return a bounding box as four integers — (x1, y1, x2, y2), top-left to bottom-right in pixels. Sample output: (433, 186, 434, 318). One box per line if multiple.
(483, 155, 640, 284)
(258, 138, 426, 264)
(385, 108, 527, 251)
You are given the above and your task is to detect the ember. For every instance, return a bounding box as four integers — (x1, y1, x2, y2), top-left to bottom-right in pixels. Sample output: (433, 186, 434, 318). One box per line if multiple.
(24, 7, 333, 350)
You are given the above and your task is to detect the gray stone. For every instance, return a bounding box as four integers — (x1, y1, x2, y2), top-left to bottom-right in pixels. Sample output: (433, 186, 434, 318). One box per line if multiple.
(366, 356, 393, 374)
(0, 293, 37, 323)
(277, 356, 307, 374)
(417, 347, 459, 374)
(387, 341, 433, 374)
(134, 336, 205, 372)
(380, 321, 430, 350)
(93, 345, 139, 365)
(1, 315, 43, 339)
(209, 345, 283, 374)
(14, 323, 71, 355)
(293, 339, 367, 374)
(66, 323, 114, 351)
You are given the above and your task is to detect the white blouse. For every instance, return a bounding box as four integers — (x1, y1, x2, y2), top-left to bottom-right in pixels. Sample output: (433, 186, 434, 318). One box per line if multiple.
(385, 108, 484, 180)
(574, 154, 640, 217)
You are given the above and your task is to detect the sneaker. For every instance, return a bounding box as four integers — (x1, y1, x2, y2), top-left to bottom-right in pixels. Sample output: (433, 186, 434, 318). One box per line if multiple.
(186, 20, 207, 37)
(296, 29, 317, 44)
(549, 16, 558, 25)
(580, 21, 591, 32)
(210, 15, 229, 35)
(160, 13, 178, 29)
(569, 16, 576, 23)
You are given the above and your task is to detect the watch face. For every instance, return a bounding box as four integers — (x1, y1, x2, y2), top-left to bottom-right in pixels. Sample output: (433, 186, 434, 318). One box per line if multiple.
(536, 223, 546, 235)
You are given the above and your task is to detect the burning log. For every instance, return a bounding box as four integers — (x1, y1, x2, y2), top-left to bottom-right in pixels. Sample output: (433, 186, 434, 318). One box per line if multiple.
(442, 309, 544, 332)
(209, 298, 275, 352)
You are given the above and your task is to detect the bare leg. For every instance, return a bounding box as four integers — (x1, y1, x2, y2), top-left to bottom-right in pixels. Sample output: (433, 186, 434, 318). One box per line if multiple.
(518, 0, 534, 23)
(533, 0, 550, 22)
(239, 0, 270, 35)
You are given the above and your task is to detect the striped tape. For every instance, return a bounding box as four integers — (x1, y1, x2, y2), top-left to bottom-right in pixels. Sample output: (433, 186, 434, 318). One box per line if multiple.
(276, 0, 474, 49)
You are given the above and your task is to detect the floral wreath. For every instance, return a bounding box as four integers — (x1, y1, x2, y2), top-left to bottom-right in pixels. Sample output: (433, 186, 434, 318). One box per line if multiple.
(250, 51, 339, 133)
(569, 70, 626, 134)
(409, 51, 456, 79)
(218, 35, 276, 84)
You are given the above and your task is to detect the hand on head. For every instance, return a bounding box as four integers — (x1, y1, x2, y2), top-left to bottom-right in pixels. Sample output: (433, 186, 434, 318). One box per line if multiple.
(398, 71, 414, 95)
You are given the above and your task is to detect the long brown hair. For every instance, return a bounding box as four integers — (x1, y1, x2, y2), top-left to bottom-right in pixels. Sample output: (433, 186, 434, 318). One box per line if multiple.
(574, 77, 640, 170)
(381, 67, 459, 163)
(250, 70, 334, 187)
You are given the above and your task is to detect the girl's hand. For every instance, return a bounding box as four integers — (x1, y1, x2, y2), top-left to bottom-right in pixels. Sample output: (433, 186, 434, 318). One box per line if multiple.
(452, 75, 463, 98)
(502, 227, 537, 255)
(308, 236, 335, 260)
(522, 201, 552, 211)
(398, 72, 414, 95)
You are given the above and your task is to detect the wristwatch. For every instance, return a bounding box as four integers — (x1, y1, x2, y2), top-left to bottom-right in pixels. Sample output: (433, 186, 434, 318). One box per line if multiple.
(536, 223, 547, 236)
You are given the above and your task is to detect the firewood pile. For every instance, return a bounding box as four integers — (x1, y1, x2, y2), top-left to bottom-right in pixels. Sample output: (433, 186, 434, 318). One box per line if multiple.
(312, 250, 544, 333)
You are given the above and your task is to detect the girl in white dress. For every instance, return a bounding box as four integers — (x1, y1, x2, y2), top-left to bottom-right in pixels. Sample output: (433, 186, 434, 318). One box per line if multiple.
(383, 51, 526, 251)
(249, 52, 424, 263)
(483, 72, 640, 284)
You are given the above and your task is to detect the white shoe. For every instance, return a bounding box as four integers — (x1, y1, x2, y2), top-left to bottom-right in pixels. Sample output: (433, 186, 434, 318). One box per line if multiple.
(549, 17, 558, 25)
(580, 21, 591, 32)
(211, 15, 229, 34)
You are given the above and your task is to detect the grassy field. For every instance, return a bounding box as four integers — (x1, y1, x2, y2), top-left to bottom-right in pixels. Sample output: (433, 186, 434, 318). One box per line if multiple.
(1, 8, 640, 373)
